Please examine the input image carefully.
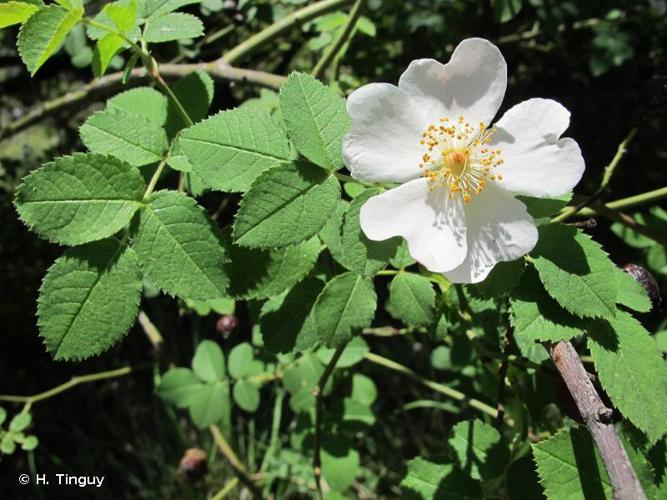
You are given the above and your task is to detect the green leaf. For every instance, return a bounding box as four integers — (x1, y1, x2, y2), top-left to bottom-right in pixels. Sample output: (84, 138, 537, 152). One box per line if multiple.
(341, 188, 399, 276)
(21, 435, 39, 451)
(314, 272, 377, 347)
(179, 108, 291, 192)
(449, 419, 507, 480)
(18, 5, 83, 75)
(321, 435, 360, 491)
(279, 72, 350, 171)
(9, 413, 31, 432)
(143, 12, 203, 43)
(192, 340, 225, 382)
(588, 312, 667, 443)
(234, 162, 340, 248)
(1, 435, 16, 455)
(0, 407, 6, 426)
(93, 33, 124, 77)
(80, 108, 168, 166)
(107, 87, 168, 125)
(131, 190, 229, 300)
(157, 367, 203, 408)
(390, 240, 416, 269)
(350, 373, 377, 406)
(614, 267, 652, 313)
(317, 336, 369, 368)
(532, 427, 612, 499)
(510, 266, 584, 343)
(104, 0, 136, 32)
(531, 223, 617, 318)
(228, 342, 254, 379)
(189, 382, 229, 428)
(471, 258, 525, 298)
(166, 70, 214, 136)
(401, 456, 481, 500)
(141, 0, 199, 18)
(233, 379, 260, 412)
(37, 239, 142, 360)
(387, 272, 435, 327)
(0, 1, 39, 29)
(319, 199, 349, 267)
(225, 232, 320, 300)
(15, 153, 145, 246)
(260, 277, 323, 354)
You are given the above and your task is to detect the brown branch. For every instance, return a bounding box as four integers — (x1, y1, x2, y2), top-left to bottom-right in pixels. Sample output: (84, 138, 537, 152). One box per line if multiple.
(0, 61, 285, 141)
(549, 341, 646, 500)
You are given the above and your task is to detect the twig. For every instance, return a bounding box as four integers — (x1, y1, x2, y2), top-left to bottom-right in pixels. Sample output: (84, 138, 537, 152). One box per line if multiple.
(0, 367, 131, 404)
(363, 352, 500, 419)
(313, 341, 347, 498)
(589, 202, 667, 247)
(548, 341, 646, 500)
(137, 311, 163, 350)
(0, 62, 284, 141)
(556, 185, 667, 220)
(221, 0, 350, 65)
(311, 0, 365, 80)
(209, 424, 262, 497)
(554, 127, 637, 223)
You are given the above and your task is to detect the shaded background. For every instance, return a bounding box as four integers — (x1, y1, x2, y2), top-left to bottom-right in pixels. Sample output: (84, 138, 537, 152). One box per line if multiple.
(1, 0, 666, 498)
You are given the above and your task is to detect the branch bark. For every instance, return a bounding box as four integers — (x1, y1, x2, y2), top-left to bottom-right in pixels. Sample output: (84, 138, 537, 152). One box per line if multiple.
(0, 61, 285, 141)
(549, 340, 646, 500)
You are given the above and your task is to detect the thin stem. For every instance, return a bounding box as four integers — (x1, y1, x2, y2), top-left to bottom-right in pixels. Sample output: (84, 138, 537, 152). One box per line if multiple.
(363, 352, 499, 419)
(137, 310, 163, 350)
(311, 0, 365, 80)
(313, 341, 348, 498)
(211, 477, 239, 500)
(210, 425, 261, 497)
(143, 157, 169, 200)
(554, 127, 637, 222)
(222, 0, 350, 65)
(83, 19, 144, 55)
(0, 367, 131, 404)
(154, 73, 194, 126)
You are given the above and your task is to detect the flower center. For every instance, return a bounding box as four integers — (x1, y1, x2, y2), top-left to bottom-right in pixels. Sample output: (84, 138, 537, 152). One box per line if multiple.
(419, 115, 504, 202)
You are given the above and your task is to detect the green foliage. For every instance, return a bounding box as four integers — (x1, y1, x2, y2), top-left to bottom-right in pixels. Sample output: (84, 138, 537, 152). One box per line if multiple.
(531, 224, 618, 319)
(314, 272, 377, 348)
(510, 267, 584, 343)
(192, 340, 225, 382)
(179, 108, 291, 192)
(614, 267, 652, 313)
(224, 233, 320, 300)
(387, 272, 435, 327)
(142, 12, 203, 43)
(532, 427, 612, 499)
(341, 188, 399, 276)
(80, 108, 169, 166)
(234, 161, 340, 248)
(0, 1, 39, 29)
(15, 153, 145, 246)
(37, 239, 141, 360)
(280, 72, 350, 171)
(17, 4, 83, 75)
(588, 312, 667, 443)
(448, 419, 507, 480)
(131, 190, 229, 301)
(401, 456, 481, 499)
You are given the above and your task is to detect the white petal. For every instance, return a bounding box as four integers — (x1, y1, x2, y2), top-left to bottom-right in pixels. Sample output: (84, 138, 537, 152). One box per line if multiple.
(398, 38, 507, 127)
(360, 178, 467, 272)
(343, 83, 429, 183)
(443, 185, 537, 284)
(492, 98, 585, 197)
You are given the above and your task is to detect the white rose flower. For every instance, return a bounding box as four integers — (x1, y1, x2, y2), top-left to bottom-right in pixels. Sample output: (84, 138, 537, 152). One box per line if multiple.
(343, 38, 585, 283)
